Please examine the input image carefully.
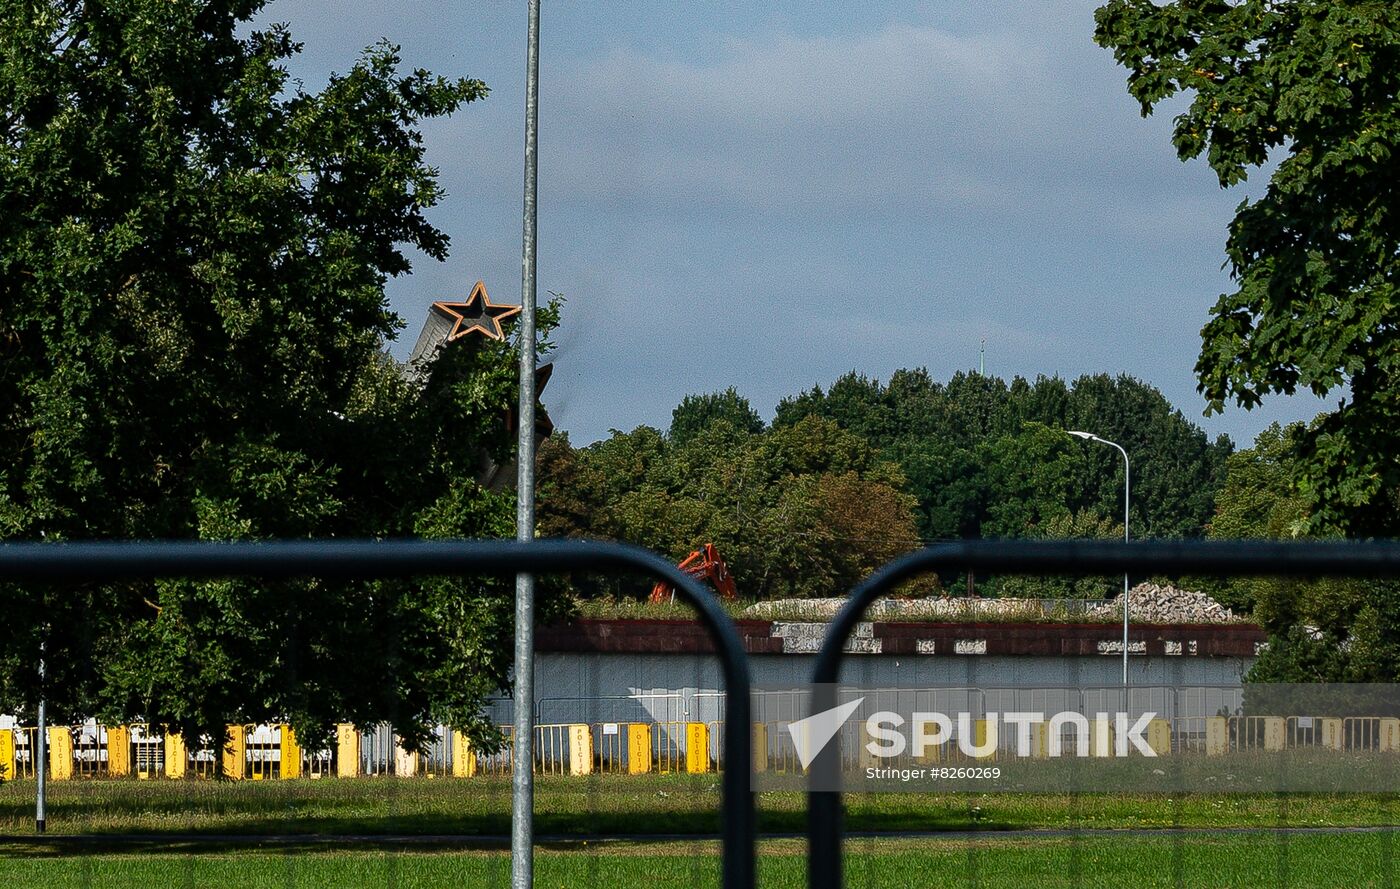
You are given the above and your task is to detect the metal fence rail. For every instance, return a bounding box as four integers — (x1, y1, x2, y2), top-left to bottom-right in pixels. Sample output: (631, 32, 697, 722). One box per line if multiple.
(11, 537, 1400, 889)
(0, 538, 756, 889)
(806, 539, 1400, 889)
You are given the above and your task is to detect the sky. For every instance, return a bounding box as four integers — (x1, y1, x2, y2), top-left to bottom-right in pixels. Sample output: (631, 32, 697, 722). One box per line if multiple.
(255, 0, 1331, 448)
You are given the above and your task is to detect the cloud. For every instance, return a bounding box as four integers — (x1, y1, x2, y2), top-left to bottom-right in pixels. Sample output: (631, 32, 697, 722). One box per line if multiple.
(539, 18, 1214, 233)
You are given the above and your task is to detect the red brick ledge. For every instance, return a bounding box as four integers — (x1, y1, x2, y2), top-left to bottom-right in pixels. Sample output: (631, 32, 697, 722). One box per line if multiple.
(534, 618, 1266, 658)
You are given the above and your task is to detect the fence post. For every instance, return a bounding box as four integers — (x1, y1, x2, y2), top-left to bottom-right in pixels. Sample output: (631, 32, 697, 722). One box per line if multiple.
(279, 725, 301, 779)
(107, 725, 130, 777)
(627, 724, 652, 774)
(222, 725, 245, 780)
(752, 723, 767, 773)
(47, 727, 73, 781)
(568, 725, 592, 777)
(1263, 717, 1286, 752)
(335, 724, 359, 778)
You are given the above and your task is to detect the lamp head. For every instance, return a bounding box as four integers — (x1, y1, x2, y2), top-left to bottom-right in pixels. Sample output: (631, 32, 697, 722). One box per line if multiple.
(1066, 430, 1095, 441)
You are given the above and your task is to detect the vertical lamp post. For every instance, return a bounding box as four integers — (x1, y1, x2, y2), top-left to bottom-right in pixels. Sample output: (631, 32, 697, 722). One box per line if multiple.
(513, 1, 541, 888)
(1067, 430, 1131, 687)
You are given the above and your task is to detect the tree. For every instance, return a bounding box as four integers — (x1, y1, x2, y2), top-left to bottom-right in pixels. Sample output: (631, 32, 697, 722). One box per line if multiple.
(0, 0, 555, 751)
(668, 387, 763, 443)
(1208, 422, 1309, 541)
(777, 369, 1230, 542)
(1095, 0, 1400, 535)
(537, 410, 933, 600)
(990, 509, 1124, 600)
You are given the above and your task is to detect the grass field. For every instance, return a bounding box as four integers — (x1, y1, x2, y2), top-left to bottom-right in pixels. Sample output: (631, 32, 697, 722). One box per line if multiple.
(0, 834, 1395, 887)
(0, 774, 1394, 837)
(2, 776, 1394, 885)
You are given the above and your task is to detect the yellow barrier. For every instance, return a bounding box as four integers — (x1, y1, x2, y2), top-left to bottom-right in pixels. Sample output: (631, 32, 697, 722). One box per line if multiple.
(107, 725, 131, 777)
(25, 710, 1400, 782)
(1089, 719, 1114, 758)
(394, 739, 418, 777)
(1030, 722, 1048, 760)
(1206, 717, 1228, 756)
(280, 725, 301, 779)
(627, 723, 652, 774)
(858, 720, 881, 769)
(914, 717, 945, 764)
(222, 725, 245, 780)
(0, 729, 13, 781)
(1145, 719, 1172, 756)
(686, 723, 709, 774)
(1382, 718, 1400, 753)
(336, 724, 359, 777)
(165, 733, 186, 779)
(1321, 718, 1344, 752)
(451, 730, 476, 778)
(48, 727, 73, 780)
(569, 724, 592, 776)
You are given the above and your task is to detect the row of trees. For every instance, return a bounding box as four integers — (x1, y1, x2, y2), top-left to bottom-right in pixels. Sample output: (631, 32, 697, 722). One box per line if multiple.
(540, 412, 932, 600)
(0, 1, 559, 751)
(538, 372, 1233, 600)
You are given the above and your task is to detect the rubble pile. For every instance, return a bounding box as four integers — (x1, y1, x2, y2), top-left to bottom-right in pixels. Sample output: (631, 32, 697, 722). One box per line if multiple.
(1086, 583, 1238, 624)
(744, 583, 1241, 624)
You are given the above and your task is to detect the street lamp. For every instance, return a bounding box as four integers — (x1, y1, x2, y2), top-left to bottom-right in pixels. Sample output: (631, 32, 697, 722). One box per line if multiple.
(1067, 430, 1131, 686)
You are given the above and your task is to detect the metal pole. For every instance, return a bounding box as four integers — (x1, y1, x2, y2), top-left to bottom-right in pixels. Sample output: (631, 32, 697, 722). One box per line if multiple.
(1119, 444, 1130, 687)
(35, 638, 45, 834)
(512, 1, 540, 887)
(1066, 431, 1130, 686)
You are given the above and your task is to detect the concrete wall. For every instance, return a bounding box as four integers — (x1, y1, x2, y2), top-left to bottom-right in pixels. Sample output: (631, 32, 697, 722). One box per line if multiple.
(526, 650, 1253, 726)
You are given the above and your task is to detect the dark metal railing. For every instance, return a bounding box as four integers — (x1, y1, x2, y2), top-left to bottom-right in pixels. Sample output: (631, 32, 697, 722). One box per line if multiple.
(12, 537, 1400, 889)
(0, 538, 755, 889)
(806, 539, 1400, 889)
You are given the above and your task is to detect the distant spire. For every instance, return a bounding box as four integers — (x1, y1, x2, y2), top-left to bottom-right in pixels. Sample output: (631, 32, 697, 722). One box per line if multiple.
(979, 338, 986, 376)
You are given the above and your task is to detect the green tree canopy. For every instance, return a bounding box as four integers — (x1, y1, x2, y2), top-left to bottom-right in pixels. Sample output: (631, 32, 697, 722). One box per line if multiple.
(538, 413, 933, 600)
(1095, 0, 1400, 535)
(0, 0, 554, 750)
(777, 370, 1230, 542)
(668, 387, 764, 443)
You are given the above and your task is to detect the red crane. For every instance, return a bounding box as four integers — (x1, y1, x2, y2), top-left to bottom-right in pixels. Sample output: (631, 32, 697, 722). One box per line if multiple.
(649, 543, 738, 604)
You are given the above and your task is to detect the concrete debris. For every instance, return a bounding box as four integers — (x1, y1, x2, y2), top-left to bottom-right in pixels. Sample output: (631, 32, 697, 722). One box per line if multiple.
(1086, 583, 1239, 624)
(743, 583, 1241, 625)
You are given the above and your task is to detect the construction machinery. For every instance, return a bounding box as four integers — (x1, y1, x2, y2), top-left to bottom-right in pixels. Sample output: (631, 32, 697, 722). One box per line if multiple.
(649, 543, 738, 604)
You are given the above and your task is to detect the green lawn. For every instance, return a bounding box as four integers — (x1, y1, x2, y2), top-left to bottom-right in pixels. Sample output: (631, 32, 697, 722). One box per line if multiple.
(0, 834, 1394, 887)
(0, 774, 1394, 837)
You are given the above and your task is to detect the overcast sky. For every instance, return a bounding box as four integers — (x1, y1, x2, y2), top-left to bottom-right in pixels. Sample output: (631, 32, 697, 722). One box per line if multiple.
(256, 0, 1330, 448)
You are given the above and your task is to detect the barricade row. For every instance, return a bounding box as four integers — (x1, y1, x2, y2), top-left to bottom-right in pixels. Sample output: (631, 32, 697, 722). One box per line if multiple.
(4, 715, 1400, 781)
(0, 721, 719, 780)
